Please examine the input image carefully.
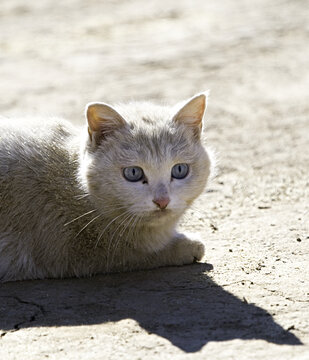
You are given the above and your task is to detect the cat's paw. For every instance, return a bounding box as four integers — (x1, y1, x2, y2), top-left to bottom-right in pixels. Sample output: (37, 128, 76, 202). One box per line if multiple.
(169, 233, 205, 265)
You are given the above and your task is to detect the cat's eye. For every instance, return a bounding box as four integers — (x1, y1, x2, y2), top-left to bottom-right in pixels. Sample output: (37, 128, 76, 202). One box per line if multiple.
(171, 163, 189, 179)
(123, 166, 144, 182)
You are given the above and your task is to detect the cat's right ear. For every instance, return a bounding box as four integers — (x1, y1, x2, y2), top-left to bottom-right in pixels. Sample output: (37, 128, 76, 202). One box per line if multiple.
(172, 91, 209, 139)
(85, 102, 127, 146)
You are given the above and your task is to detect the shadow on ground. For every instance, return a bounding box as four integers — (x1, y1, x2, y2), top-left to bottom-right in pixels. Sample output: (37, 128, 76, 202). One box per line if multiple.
(0, 263, 301, 352)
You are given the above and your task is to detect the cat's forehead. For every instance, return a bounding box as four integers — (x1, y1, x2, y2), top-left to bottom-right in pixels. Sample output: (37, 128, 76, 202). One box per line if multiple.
(117, 125, 197, 167)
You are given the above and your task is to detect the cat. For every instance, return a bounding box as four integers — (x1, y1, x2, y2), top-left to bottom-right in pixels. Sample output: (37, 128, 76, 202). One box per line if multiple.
(0, 92, 212, 282)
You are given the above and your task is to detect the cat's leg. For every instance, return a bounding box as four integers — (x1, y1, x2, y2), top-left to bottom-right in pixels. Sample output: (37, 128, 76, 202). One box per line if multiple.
(129, 233, 205, 271)
(159, 232, 205, 266)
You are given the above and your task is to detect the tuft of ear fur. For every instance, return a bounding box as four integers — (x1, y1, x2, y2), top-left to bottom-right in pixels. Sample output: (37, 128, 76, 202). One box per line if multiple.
(172, 91, 209, 138)
(86, 102, 127, 145)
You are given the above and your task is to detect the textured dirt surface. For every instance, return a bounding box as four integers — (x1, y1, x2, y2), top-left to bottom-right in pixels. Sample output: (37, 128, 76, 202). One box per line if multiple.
(0, 0, 308, 359)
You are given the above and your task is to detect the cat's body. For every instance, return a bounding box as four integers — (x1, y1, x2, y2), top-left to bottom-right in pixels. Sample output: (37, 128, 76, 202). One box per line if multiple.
(0, 93, 212, 282)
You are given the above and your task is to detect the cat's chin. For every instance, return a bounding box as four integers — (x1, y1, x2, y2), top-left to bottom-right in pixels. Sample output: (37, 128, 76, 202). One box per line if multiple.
(152, 208, 171, 217)
(142, 208, 179, 226)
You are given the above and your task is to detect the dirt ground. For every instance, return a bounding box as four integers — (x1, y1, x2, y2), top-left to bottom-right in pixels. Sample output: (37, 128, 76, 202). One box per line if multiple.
(0, 0, 308, 359)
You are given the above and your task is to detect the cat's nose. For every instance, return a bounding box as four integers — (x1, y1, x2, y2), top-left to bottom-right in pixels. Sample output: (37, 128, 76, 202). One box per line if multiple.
(152, 197, 170, 210)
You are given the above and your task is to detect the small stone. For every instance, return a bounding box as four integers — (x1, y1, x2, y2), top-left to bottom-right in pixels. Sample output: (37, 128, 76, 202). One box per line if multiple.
(210, 223, 218, 232)
(258, 205, 271, 209)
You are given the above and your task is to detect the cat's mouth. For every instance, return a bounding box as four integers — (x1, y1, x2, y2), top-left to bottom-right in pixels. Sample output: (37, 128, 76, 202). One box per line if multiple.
(148, 208, 173, 221)
(154, 208, 169, 215)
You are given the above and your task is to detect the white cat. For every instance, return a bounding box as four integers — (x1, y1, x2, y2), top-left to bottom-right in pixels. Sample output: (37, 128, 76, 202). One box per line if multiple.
(0, 92, 212, 282)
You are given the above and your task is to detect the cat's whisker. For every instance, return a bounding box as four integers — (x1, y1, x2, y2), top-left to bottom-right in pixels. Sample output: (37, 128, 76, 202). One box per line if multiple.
(109, 212, 134, 246)
(109, 212, 137, 270)
(74, 193, 90, 200)
(74, 191, 128, 211)
(97, 207, 128, 218)
(64, 209, 97, 227)
(74, 213, 102, 239)
(118, 212, 137, 238)
(80, 205, 130, 220)
(125, 216, 141, 249)
(105, 211, 135, 270)
(123, 213, 144, 248)
(121, 214, 144, 269)
(94, 210, 131, 248)
(128, 212, 142, 238)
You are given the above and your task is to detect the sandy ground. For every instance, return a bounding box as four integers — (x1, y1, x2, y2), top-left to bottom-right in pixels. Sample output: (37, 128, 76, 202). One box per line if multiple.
(0, 0, 308, 359)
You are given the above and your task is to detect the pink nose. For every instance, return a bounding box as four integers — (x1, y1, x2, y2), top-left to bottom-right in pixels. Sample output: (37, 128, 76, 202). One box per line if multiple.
(152, 197, 170, 210)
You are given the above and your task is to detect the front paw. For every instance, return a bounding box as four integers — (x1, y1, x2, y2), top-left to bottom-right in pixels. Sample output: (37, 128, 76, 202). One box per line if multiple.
(170, 233, 205, 265)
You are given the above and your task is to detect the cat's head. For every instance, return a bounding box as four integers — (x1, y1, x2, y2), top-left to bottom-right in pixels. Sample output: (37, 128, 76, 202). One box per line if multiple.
(81, 93, 212, 227)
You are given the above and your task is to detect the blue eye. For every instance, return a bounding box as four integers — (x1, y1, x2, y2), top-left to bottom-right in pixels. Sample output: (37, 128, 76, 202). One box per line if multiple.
(171, 163, 189, 179)
(123, 166, 144, 182)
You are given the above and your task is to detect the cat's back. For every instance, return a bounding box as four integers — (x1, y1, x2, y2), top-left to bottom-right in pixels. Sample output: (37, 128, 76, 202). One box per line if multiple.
(0, 117, 80, 206)
(0, 117, 77, 163)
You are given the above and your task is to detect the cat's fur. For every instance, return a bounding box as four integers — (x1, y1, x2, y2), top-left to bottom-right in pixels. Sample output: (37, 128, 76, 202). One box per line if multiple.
(0, 93, 212, 282)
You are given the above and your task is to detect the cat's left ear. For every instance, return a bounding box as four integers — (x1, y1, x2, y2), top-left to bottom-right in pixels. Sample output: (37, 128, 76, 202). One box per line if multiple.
(86, 102, 127, 145)
(172, 91, 209, 139)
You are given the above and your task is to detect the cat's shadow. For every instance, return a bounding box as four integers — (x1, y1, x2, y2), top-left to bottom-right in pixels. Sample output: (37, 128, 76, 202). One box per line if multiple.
(0, 263, 302, 352)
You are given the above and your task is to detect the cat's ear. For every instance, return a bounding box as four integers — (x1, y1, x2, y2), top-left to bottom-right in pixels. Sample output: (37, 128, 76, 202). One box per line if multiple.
(172, 91, 209, 139)
(86, 102, 127, 145)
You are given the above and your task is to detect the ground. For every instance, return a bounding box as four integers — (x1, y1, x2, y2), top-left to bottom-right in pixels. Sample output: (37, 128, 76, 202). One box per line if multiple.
(0, 0, 308, 359)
